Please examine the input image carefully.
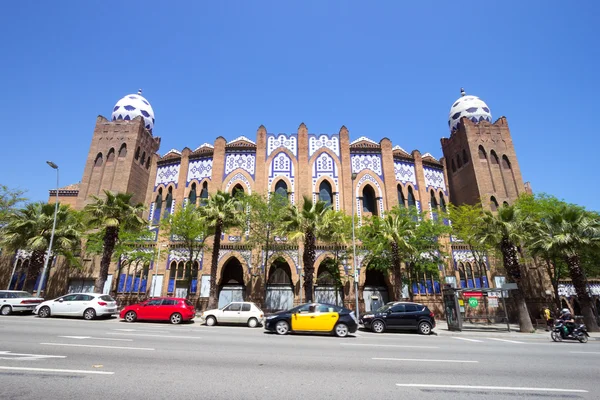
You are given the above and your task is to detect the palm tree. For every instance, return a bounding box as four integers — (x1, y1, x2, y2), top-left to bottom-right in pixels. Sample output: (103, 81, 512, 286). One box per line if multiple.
(476, 205, 534, 333)
(531, 204, 600, 331)
(319, 210, 353, 305)
(280, 196, 331, 303)
(360, 206, 415, 301)
(198, 191, 241, 309)
(1, 202, 82, 291)
(84, 191, 145, 293)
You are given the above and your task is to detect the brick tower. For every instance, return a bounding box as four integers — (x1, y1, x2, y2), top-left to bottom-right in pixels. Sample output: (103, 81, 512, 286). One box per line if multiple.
(76, 90, 161, 209)
(441, 89, 526, 210)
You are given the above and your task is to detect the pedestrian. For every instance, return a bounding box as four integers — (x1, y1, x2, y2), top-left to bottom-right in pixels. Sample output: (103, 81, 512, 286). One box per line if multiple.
(543, 306, 553, 331)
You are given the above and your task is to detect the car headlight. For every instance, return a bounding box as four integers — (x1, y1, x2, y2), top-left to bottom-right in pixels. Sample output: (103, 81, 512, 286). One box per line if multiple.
(362, 314, 374, 319)
(266, 315, 275, 320)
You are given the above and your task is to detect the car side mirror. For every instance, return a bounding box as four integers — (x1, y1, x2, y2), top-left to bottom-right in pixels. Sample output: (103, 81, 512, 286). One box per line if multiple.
(57, 299, 63, 303)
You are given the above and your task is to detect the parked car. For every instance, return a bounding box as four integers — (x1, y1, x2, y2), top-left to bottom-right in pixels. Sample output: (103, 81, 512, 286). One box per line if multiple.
(200, 302, 264, 327)
(360, 301, 435, 334)
(0, 290, 44, 315)
(120, 297, 196, 324)
(264, 302, 358, 337)
(34, 293, 117, 320)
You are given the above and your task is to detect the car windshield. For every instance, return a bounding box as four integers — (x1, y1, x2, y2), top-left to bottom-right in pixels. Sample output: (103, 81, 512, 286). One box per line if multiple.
(99, 295, 114, 302)
(12, 291, 33, 298)
(376, 304, 393, 313)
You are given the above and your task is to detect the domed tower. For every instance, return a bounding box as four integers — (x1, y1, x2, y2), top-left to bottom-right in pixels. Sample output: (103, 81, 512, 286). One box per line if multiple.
(76, 90, 161, 209)
(441, 89, 526, 210)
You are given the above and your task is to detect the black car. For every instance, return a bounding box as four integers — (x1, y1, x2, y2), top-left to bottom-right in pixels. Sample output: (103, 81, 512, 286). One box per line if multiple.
(360, 301, 435, 334)
(264, 302, 358, 337)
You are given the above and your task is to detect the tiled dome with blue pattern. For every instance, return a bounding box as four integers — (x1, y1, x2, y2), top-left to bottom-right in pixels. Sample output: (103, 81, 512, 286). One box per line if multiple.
(448, 89, 492, 132)
(111, 90, 155, 131)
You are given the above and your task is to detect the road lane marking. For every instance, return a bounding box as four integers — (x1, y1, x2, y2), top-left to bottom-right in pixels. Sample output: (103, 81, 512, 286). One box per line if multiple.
(0, 366, 114, 375)
(451, 337, 483, 343)
(341, 343, 438, 349)
(41, 343, 154, 351)
(373, 358, 478, 363)
(395, 383, 587, 393)
(0, 351, 66, 361)
(486, 338, 525, 344)
(107, 333, 202, 339)
(59, 336, 133, 342)
(570, 351, 600, 354)
(113, 328, 170, 333)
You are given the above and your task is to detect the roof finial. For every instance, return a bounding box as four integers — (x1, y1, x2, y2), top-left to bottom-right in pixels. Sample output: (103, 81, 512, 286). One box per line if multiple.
(138, 88, 142, 95)
(460, 87, 466, 97)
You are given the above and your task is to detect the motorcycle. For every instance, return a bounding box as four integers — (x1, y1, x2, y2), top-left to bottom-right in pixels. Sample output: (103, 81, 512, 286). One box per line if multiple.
(551, 320, 589, 343)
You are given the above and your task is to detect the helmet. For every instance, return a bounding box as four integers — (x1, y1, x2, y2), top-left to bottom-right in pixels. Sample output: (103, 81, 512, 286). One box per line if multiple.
(561, 308, 570, 314)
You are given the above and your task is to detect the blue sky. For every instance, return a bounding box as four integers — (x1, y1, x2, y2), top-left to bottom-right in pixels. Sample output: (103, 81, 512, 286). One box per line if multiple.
(1, 1, 598, 210)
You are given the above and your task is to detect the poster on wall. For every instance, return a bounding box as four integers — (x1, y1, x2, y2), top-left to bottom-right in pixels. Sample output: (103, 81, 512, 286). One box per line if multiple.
(200, 275, 211, 298)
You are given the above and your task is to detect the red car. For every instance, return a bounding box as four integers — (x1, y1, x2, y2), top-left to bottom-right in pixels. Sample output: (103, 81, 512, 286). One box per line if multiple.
(120, 297, 196, 324)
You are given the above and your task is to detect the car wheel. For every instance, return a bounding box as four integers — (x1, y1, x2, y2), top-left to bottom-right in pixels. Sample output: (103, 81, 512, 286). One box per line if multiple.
(275, 320, 290, 335)
(247, 317, 258, 328)
(83, 308, 96, 321)
(124, 311, 137, 323)
(0, 305, 11, 316)
(418, 321, 432, 335)
(170, 313, 182, 325)
(371, 320, 385, 333)
(205, 316, 216, 326)
(334, 323, 349, 337)
(38, 306, 51, 318)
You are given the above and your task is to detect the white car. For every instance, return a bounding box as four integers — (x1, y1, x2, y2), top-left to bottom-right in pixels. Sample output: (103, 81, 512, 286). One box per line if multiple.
(34, 293, 117, 320)
(0, 290, 44, 315)
(200, 302, 264, 327)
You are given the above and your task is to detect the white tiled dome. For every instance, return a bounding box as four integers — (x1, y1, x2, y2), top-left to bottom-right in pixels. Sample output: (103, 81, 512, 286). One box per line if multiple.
(448, 89, 492, 132)
(111, 90, 155, 131)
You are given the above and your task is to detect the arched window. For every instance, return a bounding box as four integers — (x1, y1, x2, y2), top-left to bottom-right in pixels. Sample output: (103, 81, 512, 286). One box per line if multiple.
(141, 152, 146, 165)
(490, 196, 499, 211)
(153, 189, 163, 224)
(503, 201, 509, 207)
(362, 185, 377, 215)
(94, 153, 103, 167)
(490, 150, 499, 165)
(118, 143, 127, 158)
(479, 262, 488, 288)
(107, 148, 115, 162)
(177, 261, 185, 280)
(430, 190, 438, 221)
(466, 262, 474, 288)
(439, 193, 447, 213)
(397, 185, 406, 208)
(319, 181, 332, 208)
(135, 147, 141, 161)
(275, 180, 288, 200)
(164, 187, 173, 218)
(232, 184, 244, 198)
(451, 159, 456, 173)
(502, 155, 512, 170)
(473, 263, 481, 288)
(463, 149, 469, 164)
(407, 186, 416, 209)
(188, 183, 197, 206)
(200, 181, 209, 206)
(458, 263, 466, 288)
(456, 154, 462, 168)
(146, 157, 151, 169)
(478, 145, 487, 161)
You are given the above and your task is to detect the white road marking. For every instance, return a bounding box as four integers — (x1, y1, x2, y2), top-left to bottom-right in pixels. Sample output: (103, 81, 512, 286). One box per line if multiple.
(570, 351, 600, 355)
(341, 343, 438, 349)
(59, 336, 133, 342)
(41, 343, 154, 351)
(451, 337, 483, 343)
(486, 338, 525, 344)
(113, 328, 170, 333)
(395, 383, 587, 393)
(373, 357, 478, 363)
(0, 351, 66, 361)
(0, 366, 114, 375)
(107, 332, 202, 339)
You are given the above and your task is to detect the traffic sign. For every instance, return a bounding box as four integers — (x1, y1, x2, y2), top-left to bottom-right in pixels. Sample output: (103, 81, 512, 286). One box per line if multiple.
(468, 297, 479, 308)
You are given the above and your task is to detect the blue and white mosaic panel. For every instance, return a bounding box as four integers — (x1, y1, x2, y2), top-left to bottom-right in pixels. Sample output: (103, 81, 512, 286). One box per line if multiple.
(312, 152, 339, 210)
(452, 249, 488, 269)
(267, 134, 297, 158)
(394, 161, 417, 188)
(309, 134, 340, 157)
(269, 152, 295, 204)
(155, 163, 180, 189)
(424, 167, 447, 194)
(187, 158, 212, 184)
(558, 283, 600, 297)
(225, 172, 252, 194)
(351, 154, 383, 178)
(224, 152, 255, 177)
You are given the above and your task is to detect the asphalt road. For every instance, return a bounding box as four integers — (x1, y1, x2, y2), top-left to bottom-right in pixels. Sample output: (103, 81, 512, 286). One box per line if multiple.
(0, 314, 599, 400)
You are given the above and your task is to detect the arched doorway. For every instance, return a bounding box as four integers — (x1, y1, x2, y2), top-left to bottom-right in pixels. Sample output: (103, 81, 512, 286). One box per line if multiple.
(218, 258, 245, 307)
(363, 268, 390, 312)
(572, 298, 582, 316)
(314, 260, 342, 305)
(265, 258, 294, 312)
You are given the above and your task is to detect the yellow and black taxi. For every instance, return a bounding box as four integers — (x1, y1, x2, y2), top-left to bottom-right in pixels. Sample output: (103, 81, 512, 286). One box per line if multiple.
(264, 302, 358, 337)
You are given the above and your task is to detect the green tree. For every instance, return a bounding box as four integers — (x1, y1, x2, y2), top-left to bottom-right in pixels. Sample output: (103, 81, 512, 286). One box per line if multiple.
(84, 191, 146, 293)
(360, 206, 416, 301)
(319, 210, 353, 305)
(280, 196, 331, 303)
(1, 202, 82, 291)
(160, 204, 210, 297)
(0, 185, 27, 226)
(199, 191, 242, 309)
(475, 205, 535, 332)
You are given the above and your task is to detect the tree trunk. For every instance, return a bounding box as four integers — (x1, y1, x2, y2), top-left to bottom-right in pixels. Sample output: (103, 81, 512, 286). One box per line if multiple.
(391, 241, 403, 301)
(303, 229, 316, 302)
(566, 255, 599, 332)
(23, 250, 45, 292)
(545, 257, 562, 311)
(500, 238, 534, 333)
(94, 227, 118, 293)
(112, 257, 124, 297)
(207, 221, 223, 310)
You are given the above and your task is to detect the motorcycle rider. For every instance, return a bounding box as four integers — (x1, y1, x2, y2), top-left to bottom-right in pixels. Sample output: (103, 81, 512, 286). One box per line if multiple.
(558, 308, 575, 337)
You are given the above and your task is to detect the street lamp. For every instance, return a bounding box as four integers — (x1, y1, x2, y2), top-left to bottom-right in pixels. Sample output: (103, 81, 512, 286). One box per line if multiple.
(35, 161, 59, 298)
(151, 243, 167, 298)
(351, 172, 359, 321)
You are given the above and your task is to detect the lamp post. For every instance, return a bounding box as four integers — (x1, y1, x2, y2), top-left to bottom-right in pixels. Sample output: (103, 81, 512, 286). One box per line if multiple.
(151, 244, 166, 298)
(35, 161, 59, 298)
(351, 172, 359, 321)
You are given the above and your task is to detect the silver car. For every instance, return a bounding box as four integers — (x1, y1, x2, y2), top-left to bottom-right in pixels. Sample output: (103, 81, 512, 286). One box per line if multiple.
(0, 290, 44, 315)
